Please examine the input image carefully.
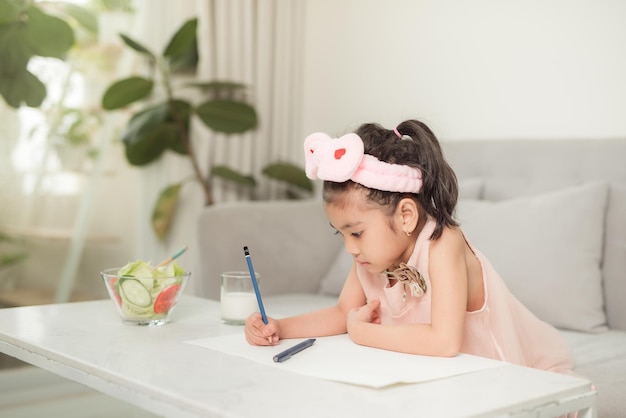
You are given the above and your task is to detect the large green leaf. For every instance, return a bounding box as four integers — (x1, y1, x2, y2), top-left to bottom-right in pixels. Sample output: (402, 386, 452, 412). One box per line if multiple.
(122, 103, 170, 165)
(123, 102, 169, 138)
(0, 0, 22, 24)
(211, 165, 256, 187)
(101, 76, 153, 110)
(151, 182, 183, 241)
(124, 122, 177, 166)
(163, 18, 198, 72)
(0, 18, 35, 74)
(24, 7, 74, 59)
(0, 2, 75, 108)
(0, 69, 46, 107)
(167, 40, 198, 73)
(163, 17, 197, 57)
(165, 99, 192, 154)
(187, 80, 247, 91)
(195, 99, 258, 133)
(262, 162, 313, 192)
(119, 33, 156, 59)
(121, 100, 191, 164)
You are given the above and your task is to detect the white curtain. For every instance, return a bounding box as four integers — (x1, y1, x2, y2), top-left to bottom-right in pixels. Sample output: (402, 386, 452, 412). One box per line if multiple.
(133, 0, 306, 297)
(196, 0, 306, 202)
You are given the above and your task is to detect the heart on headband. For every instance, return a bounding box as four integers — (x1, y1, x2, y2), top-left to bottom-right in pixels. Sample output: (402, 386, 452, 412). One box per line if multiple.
(304, 132, 364, 181)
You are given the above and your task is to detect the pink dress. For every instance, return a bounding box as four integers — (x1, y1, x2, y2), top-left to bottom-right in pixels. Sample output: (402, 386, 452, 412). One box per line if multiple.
(356, 217, 574, 374)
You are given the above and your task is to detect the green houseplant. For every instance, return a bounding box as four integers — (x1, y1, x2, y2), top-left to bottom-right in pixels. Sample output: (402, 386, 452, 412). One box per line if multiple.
(0, 0, 96, 108)
(0, 0, 103, 168)
(101, 17, 312, 240)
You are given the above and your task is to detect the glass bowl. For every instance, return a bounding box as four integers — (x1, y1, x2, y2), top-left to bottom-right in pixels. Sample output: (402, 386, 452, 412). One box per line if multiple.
(101, 268, 190, 326)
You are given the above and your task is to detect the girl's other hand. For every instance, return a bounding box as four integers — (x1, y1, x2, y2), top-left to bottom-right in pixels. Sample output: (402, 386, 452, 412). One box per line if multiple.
(244, 312, 280, 346)
(347, 298, 381, 326)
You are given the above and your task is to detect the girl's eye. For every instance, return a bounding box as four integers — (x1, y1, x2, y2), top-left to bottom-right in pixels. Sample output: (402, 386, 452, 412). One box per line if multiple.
(332, 230, 361, 238)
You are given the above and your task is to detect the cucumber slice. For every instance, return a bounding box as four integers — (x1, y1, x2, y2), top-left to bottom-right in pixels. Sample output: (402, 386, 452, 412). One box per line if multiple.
(121, 301, 154, 319)
(120, 278, 152, 307)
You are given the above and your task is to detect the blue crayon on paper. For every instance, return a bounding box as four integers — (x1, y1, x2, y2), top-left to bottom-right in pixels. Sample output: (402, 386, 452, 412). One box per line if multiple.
(243, 246, 267, 324)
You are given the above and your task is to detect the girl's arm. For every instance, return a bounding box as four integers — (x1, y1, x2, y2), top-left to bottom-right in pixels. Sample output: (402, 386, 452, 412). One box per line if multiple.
(346, 227, 468, 356)
(245, 260, 367, 345)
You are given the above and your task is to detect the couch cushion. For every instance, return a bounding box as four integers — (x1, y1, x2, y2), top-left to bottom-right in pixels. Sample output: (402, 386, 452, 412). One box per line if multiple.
(603, 183, 626, 331)
(318, 246, 352, 296)
(560, 329, 626, 418)
(443, 139, 626, 201)
(318, 178, 485, 296)
(198, 199, 341, 300)
(456, 182, 609, 332)
(458, 178, 483, 200)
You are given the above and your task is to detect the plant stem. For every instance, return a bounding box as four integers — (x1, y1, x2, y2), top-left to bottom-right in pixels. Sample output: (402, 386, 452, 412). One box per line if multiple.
(172, 108, 213, 205)
(159, 57, 213, 206)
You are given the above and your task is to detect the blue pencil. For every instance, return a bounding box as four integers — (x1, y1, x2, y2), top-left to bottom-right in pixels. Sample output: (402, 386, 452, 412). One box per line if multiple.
(243, 246, 268, 324)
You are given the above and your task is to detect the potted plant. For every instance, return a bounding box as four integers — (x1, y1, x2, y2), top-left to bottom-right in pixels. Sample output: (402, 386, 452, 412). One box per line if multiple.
(0, 0, 96, 109)
(101, 17, 312, 240)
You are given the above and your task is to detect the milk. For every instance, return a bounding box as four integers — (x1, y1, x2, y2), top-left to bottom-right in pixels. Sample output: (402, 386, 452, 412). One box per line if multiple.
(220, 291, 259, 324)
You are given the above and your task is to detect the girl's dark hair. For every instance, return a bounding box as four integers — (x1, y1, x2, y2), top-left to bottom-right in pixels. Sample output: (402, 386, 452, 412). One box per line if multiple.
(323, 119, 459, 240)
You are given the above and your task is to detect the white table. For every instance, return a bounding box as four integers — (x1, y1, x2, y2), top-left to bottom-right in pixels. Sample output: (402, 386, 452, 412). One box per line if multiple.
(0, 294, 597, 418)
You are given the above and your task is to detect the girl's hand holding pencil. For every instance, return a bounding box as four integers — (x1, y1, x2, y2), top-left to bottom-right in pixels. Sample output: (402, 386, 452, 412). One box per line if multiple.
(245, 313, 280, 346)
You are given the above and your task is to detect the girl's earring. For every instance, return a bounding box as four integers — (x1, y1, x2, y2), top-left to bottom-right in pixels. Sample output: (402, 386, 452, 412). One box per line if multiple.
(405, 230, 411, 237)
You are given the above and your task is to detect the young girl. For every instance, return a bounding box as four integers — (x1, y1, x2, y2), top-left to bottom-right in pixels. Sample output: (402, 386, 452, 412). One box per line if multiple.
(244, 119, 574, 375)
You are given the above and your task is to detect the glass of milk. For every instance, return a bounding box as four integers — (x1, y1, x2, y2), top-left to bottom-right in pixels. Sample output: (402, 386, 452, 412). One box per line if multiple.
(220, 271, 260, 325)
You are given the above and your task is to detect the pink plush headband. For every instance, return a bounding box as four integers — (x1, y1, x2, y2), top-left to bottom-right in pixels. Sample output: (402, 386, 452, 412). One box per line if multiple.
(304, 132, 423, 193)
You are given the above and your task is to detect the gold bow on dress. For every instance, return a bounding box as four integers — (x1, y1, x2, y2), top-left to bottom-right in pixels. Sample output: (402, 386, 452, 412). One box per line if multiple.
(385, 263, 427, 302)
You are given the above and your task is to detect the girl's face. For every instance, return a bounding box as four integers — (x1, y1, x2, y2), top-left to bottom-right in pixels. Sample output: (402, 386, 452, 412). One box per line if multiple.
(324, 189, 414, 275)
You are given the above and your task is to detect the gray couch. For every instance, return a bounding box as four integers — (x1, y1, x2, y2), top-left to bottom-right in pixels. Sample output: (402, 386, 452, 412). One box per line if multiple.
(198, 138, 626, 417)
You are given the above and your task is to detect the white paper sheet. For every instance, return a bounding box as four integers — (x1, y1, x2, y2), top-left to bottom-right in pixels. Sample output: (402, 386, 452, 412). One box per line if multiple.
(185, 333, 504, 388)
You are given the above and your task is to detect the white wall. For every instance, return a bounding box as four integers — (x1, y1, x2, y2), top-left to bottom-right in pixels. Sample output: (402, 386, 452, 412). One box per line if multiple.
(300, 0, 626, 140)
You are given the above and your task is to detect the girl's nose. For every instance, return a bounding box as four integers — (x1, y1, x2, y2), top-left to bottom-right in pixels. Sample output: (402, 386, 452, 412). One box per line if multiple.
(344, 240, 359, 257)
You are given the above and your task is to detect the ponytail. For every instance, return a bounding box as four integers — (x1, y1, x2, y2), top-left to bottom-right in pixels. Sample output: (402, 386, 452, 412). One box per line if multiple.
(394, 120, 458, 239)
